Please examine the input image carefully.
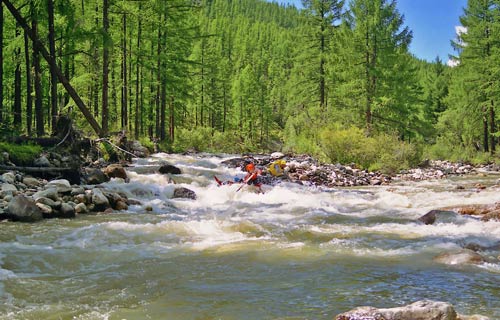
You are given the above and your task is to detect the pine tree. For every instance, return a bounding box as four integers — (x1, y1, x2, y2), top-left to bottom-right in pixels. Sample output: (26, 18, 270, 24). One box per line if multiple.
(344, 0, 413, 136)
(453, 0, 500, 153)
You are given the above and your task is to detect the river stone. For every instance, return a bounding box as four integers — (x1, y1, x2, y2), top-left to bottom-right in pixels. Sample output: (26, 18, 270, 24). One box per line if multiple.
(7, 195, 44, 222)
(84, 168, 110, 185)
(74, 203, 88, 214)
(33, 187, 59, 201)
(173, 187, 197, 200)
(71, 186, 85, 196)
(1, 172, 16, 184)
(57, 203, 76, 218)
(130, 140, 150, 157)
(103, 164, 128, 180)
(159, 164, 182, 175)
(36, 197, 57, 208)
(92, 188, 110, 210)
(46, 179, 72, 193)
(335, 300, 457, 320)
(481, 209, 500, 222)
(36, 203, 54, 216)
(114, 200, 128, 211)
(22, 177, 41, 187)
(1, 183, 18, 194)
(434, 249, 485, 265)
(34, 155, 51, 167)
(417, 210, 446, 225)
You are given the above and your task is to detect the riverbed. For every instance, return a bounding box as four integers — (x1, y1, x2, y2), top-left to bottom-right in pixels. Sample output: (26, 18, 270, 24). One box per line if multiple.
(1, 153, 499, 319)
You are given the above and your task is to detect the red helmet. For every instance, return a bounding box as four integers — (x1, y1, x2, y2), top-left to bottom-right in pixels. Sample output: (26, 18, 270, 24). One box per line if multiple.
(245, 163, 255, 172)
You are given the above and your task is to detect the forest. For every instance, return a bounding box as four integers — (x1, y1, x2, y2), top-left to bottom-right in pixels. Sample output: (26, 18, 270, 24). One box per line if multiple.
(0, 0, 499, 172)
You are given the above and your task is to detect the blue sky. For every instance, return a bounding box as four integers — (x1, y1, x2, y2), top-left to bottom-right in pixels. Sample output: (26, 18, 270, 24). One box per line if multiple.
(269, 0, 468, 62)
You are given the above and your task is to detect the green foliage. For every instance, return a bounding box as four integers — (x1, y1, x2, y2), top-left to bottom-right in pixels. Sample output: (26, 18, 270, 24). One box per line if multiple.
(0, 142, 43, 166)
(318, 125, 422, 173)
(171, 128, 257, 154)
(1, 0, 499, 167)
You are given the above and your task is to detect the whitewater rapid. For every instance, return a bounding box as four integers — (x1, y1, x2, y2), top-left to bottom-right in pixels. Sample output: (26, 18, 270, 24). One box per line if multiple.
(1, 153, 499, 319)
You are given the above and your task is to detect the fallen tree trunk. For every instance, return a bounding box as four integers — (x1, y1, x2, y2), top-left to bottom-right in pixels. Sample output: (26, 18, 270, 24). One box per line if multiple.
(0, 165, 81, 184)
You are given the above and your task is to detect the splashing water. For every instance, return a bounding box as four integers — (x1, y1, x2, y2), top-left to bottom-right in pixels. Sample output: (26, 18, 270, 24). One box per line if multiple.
(1, 153, 499, 319)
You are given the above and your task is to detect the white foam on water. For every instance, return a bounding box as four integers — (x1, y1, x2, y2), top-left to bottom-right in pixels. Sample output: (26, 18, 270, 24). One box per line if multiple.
(0, 253, 16, 281)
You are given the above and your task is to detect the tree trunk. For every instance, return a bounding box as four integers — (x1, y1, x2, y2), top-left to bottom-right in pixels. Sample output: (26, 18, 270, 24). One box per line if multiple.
(483, 109, 489, 153)
(160, 81, 166, 142)
(121, 12, 128, 130)
(102, 0, 109, 135)
(32, 9, 44, 137)
(169, 96, 174, 142)
(128, 28, 133, 133)
(489, 101, 495, 153)
(199, 42, 205, 127)
(111, 51, 117, 125)
(222, 85, 227, 132)
(92, 3, 99, 118)
(23, 27, 32, 136)
(155, 25, 161, 139)
(48, 0, 58, 133)
(2, 0, 104, 137)
(134, 7, 142, 140)
(319, 21, 325, 110)
(14, 26, 22, 129)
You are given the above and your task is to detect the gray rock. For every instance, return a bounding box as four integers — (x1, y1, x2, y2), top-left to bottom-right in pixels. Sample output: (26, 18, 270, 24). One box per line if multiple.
(71, 186, 85, 196)
(335, 300, 458, 320)
(34, 155, 51, 167)
(173, 187, 196, 200)
(84, 168, 110, 185)
(91, 188, 110, 210)
(46, 179, 72, 193)
(1, 183, 18, 194)
(74, 203, 88, 214)
(7, 195, 44, 222)
(33, 188, 59, 201)
(1, 172, 16, 184)
(35, 197, 57, 208)
(22, 177, 41, 187)
(58, 203, 76, 218)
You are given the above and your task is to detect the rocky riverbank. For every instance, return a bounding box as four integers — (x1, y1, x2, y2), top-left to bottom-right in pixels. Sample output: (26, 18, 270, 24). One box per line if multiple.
(221, 152, 500, 187)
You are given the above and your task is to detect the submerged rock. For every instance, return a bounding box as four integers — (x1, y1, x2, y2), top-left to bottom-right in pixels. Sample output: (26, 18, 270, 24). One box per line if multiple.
(433, 249, 485, 265)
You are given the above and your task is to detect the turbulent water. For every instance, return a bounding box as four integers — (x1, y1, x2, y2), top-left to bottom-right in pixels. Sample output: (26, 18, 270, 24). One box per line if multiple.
(1, 153, 500, 320)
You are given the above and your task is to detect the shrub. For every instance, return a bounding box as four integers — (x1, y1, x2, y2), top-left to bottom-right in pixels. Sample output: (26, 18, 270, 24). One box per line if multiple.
(318, 125, 422, 173)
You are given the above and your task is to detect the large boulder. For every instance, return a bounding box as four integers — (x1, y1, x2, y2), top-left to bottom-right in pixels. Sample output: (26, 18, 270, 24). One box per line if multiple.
(103, 164, 128, 181)
(7, 195, 44, 222)
(91, 188, 110, 211)
(173, 187, 197, 200)
(335, 300, 459, 320)
(46, 179, 72, 194)
(83, 168, 110, 185)
(159, 164, 182, 175)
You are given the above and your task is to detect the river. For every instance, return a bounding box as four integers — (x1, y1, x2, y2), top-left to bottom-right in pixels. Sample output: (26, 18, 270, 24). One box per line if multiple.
(1, 153, 499, 319)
